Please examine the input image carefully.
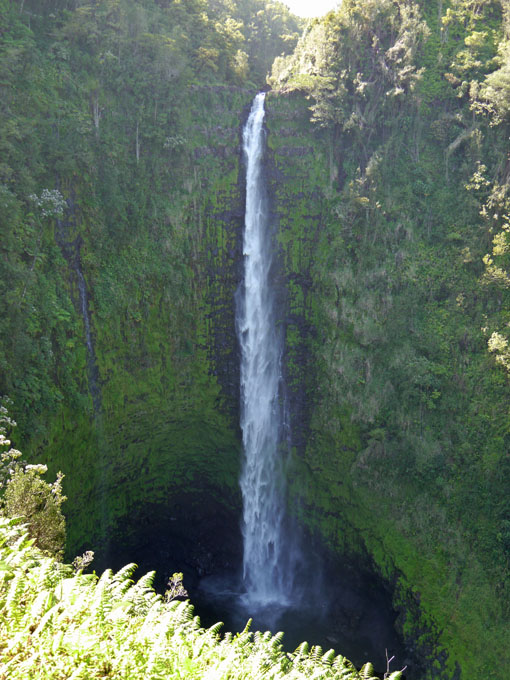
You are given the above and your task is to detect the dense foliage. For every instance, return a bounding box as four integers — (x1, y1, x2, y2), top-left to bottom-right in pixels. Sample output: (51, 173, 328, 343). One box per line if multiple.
(4, 0, 510, 676)
(0, 0, 300, 440)
(0, 517, 402, 680)
(0, 405, 66, 559)
(0, 0, 297, 567)
(264, 0, 510, 675)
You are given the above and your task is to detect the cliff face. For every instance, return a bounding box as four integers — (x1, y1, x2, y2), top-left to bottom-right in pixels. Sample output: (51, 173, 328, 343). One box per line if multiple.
(8, 75, 509, 680)
(5, 2, 510, 677)
(264, 88, 510, 678)
(17, 86, 255, 580)
(0, 0, 287, 584)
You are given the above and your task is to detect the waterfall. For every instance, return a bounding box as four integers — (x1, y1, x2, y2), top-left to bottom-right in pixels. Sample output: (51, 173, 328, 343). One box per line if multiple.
(55, 214, 101, 415)
(76, 266, 101, 413)
(237, 92, 291, 608)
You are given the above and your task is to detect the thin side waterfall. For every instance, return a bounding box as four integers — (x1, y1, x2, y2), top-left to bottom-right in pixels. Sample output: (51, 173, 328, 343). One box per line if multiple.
(237, 92, 291, 608)
(76, 266, 101, 414)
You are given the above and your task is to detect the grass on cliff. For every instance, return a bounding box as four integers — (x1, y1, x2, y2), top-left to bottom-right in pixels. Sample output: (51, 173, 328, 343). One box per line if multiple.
(0, 516, 404, 680)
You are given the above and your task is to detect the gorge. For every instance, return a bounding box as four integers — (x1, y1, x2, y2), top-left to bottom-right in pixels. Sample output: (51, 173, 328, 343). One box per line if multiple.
(2, 0, 510, 677)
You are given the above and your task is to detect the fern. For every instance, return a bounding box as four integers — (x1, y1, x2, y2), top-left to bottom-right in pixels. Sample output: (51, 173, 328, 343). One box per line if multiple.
(0, 520, 384, 680)
(5, 572, 26, 627)
(34, 557, 55, 591)
(360, 661, 378, 679)
(110, 562, 137, 599)
(89, 568, 114, 623)
(310, 644, 323, 661)
(294, 641, 309, 656)
(208, 621, 224, 636)
(333, 654, 356, 670)
(321, 648, 336, 666)
(271, 631, 285, 648)
(132, 569, 155, 593)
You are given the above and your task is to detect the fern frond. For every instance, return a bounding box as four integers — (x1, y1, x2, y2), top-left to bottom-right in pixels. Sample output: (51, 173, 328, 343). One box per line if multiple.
(96, 568, 114, 587)
(32, 599, 61, 635)
(360, 661, 378, 679)
(134, 570, 155, 592)
(310, 644, 323, 661)
(294, 641, 309, 656)
(333, 654, 355, 670)
(208, 621, 224, 636)
(111, 563, 137, 599)
(271, 631, 285, 648)
(113, 563, 138, 583)
(35, 557, 54, 589)
(5, 571, 26, 626)
(30, 586, 55, 622)
(90, 568, 114, 620)
(173, 598, 194, 624)
(321, 648, 336, 665)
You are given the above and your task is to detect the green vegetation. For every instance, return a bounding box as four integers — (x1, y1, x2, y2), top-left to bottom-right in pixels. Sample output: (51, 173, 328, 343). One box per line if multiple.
(0, 517, 403, 680)
(0, 405, 66, 559)
(3, 0, 510, 676)
(0, 0, 263, 557)
(264, 0, 510, 676)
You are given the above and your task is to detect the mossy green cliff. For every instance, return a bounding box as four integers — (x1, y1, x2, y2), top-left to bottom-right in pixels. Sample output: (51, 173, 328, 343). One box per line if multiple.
(263, 86, 510, 680)
(3, 0, 510, 677)
(0, 0, 257, 571)
(35, 84, 254, 574)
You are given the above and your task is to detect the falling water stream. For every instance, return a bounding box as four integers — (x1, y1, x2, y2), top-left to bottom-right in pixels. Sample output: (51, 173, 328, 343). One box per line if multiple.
(76, 266, 101, 413)
(237, 92, 291, 609)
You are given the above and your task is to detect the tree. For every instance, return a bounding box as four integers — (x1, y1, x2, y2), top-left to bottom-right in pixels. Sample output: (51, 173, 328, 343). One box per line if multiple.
(0, 404, 67, 559)
(269, 0, 429, 138)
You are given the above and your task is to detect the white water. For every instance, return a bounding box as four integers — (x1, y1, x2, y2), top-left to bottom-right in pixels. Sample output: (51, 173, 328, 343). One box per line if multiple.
(237, 93, 290, 608)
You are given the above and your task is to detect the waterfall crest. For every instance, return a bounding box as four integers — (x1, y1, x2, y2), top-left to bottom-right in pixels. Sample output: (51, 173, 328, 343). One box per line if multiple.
(237, 92, 291, 608)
